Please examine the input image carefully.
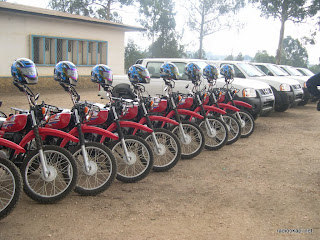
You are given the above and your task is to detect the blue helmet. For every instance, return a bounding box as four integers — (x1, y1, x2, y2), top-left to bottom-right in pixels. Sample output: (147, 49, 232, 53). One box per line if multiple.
(160, 62, 179, 80)
(203, 64, 218, 82)
(11, 58, 38, 85)
(220, 64, 234, 80)
(128, 64, 150, 84)
(91, 64, 113, 86)
(185, 62, 201, 82)
(54, 61, 78, 86)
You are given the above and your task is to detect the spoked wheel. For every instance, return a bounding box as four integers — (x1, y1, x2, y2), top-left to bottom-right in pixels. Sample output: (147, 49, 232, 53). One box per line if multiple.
(144, 128, 181, 172)
(221, 114, 241, 145)
(21, 145, 78, 204)
(234, 111, 255, 138)
(171, 121, 205, 159)
(198, 116, 228, 151)
(110, 135, 154, 183)
(71, 142, 117, 196)
(0, 158, 22, 220)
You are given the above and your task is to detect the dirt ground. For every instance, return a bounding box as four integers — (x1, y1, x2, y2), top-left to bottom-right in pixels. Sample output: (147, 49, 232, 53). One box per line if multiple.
(0, 87, 319, 240)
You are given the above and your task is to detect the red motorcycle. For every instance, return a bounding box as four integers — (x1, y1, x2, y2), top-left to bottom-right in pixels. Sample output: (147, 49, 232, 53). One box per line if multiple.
(151, 78, 205, 159)
(111, 83, 181, 172)
(43, 83, 118, 196)
(83, 84, 155, 183)
(0, 83, 79, 203)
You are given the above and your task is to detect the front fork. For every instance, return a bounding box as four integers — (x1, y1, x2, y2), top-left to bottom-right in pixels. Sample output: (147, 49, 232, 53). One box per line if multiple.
(31, 110, 49, 179)
(197, 95, 215, 137)
(142, 104, 162, 154)
(74, 109, 91, 173)
(112, 107, 135, 165)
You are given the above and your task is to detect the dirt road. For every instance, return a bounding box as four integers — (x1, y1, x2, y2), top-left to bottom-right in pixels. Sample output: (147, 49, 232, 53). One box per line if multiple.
(0, 88, 319, 240)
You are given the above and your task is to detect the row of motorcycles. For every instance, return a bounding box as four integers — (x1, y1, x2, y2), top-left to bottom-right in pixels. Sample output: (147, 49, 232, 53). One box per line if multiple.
(0, 59, 255, 220)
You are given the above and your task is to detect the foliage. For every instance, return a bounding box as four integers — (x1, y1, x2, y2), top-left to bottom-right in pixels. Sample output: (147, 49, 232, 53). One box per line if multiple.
(235, 53, 244, 61)
(252, 50, 275, 63)
(125, 39, 147, 72)
(48, 0, 134, 21)
(139, 0, 186, 58)
(280, 36, 308, 67)
(224, 55, 234, 60)
(183, 0, 245, 59)
(309, 64, 320, 74)
(250, 0, 315, 64)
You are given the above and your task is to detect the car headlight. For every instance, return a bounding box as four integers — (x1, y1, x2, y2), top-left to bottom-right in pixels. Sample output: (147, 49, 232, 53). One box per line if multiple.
(242, 88, 257, 98)
(280, 83, 291, 91)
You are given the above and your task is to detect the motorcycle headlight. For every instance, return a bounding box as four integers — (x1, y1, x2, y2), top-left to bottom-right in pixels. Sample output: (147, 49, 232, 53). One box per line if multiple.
(280, 83, 291, 91)
(242, 88, 257, 98)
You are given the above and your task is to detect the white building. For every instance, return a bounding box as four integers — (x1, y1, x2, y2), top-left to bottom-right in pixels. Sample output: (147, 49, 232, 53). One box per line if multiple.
(0, 2, 145, 89)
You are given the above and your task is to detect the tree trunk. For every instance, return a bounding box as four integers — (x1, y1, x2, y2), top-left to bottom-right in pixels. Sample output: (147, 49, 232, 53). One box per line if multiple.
(276, 18, 286, 65)
(199, 3, 205, 59)
(106, 0, 112, 20)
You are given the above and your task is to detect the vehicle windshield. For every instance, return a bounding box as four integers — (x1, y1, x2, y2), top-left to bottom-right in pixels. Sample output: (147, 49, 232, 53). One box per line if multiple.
(298, 68, 314, 76)
(238, 63, 265, 77)
(268, 64, 289, 76)
(283, 66, 303, 76)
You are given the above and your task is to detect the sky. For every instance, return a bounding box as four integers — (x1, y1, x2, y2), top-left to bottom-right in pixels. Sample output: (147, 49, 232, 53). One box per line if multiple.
(5, 0, 320, 65)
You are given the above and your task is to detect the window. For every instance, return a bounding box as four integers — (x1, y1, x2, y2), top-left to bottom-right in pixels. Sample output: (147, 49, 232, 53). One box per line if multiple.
(31, 35, 108, 66)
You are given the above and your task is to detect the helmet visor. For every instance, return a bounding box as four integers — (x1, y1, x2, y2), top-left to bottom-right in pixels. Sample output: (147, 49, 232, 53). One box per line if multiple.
(140, 69, 150, 78)
(20, 67, 37, 78)
(67, 68, 78, 80)
(102, 70, 112, 82)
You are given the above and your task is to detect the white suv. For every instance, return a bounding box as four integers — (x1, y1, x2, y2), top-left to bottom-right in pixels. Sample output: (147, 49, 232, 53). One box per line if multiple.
(211, 61, 304, 112)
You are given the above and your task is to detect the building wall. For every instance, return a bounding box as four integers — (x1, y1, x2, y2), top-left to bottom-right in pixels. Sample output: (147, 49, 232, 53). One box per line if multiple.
(0, 10, 126, 80)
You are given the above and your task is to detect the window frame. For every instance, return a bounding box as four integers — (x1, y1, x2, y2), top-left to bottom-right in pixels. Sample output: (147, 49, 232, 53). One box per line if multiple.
(31, 35, 108, 66)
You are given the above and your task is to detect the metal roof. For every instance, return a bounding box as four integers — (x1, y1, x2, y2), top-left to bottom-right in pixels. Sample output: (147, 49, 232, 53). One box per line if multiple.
(0, 2, 146, 32)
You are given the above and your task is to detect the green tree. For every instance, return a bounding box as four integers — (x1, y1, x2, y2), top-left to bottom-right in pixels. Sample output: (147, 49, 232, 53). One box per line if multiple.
(251, 0, 314, 65)
(183, 0, 245, 59)
(309, 64, 320, 74)
(252, 50, 275, 63)
(139, 0, 185, 58)
(125, 39, 147, 72)
(235, 53, 244, 61)
(48, 0, 134, 21)
(280, 36, 308, 67)
(224, 55, 234, 60)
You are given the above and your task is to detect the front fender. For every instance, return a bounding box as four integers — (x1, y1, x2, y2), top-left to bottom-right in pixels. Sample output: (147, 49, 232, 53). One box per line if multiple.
(216, 103, 240, 112)
(231, 100, 252, 109)
(177, 109, 204, 120)
(17, 128, 79, 154)
(133, 116, 179, 135)
(106, 121, 153, 139)
(0, 138, 25, 154)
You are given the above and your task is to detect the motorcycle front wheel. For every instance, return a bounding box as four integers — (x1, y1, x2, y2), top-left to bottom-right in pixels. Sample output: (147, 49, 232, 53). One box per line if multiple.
(234, 111, 255, 138)
(21, 145, 78, 204)
(109, 135, 154, 183)
(0, 158, 22, 220)
(171, 121, 205, 159)
(144, 128, 181, 172)
(71, 142, 117, 196)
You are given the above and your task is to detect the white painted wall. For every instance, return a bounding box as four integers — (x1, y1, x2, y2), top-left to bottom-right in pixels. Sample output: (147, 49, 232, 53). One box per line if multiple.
(0, 10, 125, 77)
